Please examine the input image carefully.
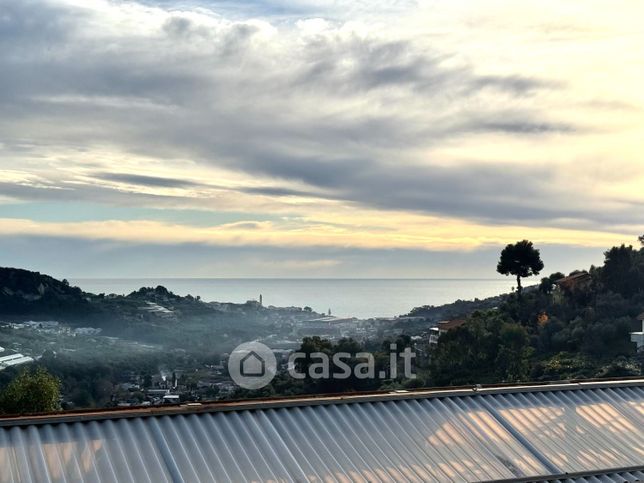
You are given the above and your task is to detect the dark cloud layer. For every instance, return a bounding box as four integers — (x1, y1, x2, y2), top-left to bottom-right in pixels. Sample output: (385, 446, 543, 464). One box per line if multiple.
(94, 173, 203, 189)
(1, 0, 637, 234)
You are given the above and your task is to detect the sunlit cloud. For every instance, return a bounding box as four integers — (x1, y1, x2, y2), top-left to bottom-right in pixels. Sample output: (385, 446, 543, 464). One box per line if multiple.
(0, 214, 633, 252)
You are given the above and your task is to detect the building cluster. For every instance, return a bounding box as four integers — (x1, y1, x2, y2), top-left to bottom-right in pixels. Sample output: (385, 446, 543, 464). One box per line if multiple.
(7, 320, 102, 336)
(294, 316, 361, 339)
(139, 302, 176, 320)
(108, 366, 238, 408)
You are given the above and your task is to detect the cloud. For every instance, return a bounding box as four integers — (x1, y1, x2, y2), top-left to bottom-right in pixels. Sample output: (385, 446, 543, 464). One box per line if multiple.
(0, 213, 634, 253)
(218, 220, 272, 230)
(0, 2, 564, 146)
(93, 172, 205, 188)
(238, 185, 332, 199)
(0, 0, 643, 279)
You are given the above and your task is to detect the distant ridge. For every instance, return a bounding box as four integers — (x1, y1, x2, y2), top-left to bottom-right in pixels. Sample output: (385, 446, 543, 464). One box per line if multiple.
(0, 267, 89, 316)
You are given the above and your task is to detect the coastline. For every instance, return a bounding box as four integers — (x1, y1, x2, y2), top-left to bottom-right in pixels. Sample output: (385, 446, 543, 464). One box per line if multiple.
(69, 277, 514, 320)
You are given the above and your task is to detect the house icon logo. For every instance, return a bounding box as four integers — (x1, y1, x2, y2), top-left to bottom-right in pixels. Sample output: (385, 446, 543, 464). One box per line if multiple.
(229, 342, 277, 389)
(240, 351, 265, 377)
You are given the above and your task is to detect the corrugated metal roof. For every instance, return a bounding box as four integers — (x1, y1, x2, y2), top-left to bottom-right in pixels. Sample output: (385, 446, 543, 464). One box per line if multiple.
(0, 380, 642, 482)
(549, 470, 644, 483)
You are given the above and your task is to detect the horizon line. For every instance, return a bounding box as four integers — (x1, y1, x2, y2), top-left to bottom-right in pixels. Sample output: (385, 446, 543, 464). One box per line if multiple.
(69, 277, 513, 281)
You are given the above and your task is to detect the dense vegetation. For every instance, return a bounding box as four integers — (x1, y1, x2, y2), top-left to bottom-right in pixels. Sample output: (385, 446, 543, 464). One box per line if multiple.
(0, 367, 61, 415)
(424, 238, 643, 386)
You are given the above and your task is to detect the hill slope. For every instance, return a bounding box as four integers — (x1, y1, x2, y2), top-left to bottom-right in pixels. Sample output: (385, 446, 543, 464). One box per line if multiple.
(0, 267, 89, 316)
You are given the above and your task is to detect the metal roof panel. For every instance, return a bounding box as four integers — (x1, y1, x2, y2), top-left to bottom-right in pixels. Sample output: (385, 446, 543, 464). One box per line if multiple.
(0, 382, 642, 482)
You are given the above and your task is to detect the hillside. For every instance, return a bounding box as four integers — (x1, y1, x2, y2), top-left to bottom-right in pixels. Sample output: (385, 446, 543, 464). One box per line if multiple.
(428, 242, 644, 385)
(0, 267, 90, 316)
(0, 267, 321, 345)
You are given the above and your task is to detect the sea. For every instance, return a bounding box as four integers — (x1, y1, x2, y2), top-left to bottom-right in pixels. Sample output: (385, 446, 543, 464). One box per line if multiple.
(70, 278, 514, 319)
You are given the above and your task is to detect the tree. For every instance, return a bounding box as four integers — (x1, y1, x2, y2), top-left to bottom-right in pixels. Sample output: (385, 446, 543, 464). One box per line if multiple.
(495, 323, 532, 382)
(600, 245, 644, 298)
(430, 311, 531, 386)
(0, 367, 61, 415)
(497, 240, 544, 297)
(639, 234, 644, 247)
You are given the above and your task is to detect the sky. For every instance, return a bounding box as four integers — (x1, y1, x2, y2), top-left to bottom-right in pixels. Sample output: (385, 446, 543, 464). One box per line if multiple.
(1, 0, 643, 279)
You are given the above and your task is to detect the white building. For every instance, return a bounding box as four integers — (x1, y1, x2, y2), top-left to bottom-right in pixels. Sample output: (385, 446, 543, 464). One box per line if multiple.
(631, 312, 644, 351)
(0, 353, 34, 370)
